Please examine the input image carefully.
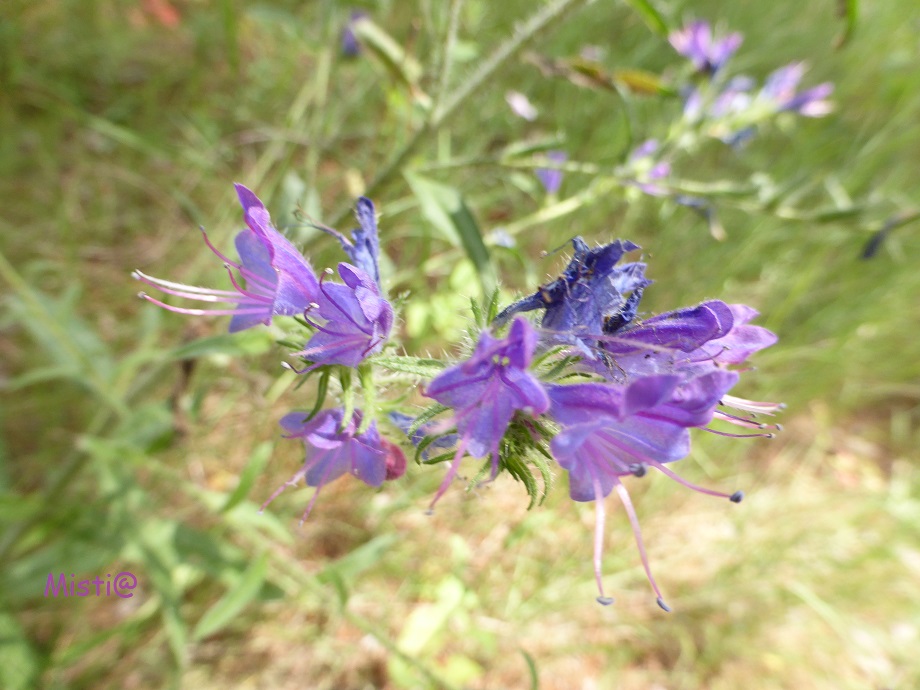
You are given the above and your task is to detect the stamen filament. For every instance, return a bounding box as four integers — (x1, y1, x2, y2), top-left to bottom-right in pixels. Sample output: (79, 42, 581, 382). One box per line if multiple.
(648, 461, 738, 500)
(703, 428, 775, 439)
(199, 227, 277, 291)
(259, 471, 302, 513)
(138, 293, 268, 317)
(721, 394, 785, 415)
(427, 438, 468, 512)
(614, 482, 669, 611)
(594, 476, 614, 605)
(132, 270, 242, 296)
(224, 264, 273, 302)
(713, 409, 766, 429)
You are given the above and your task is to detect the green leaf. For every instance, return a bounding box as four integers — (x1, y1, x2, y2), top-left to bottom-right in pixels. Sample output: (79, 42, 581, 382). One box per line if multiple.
(622, 0, 668, 36)
(397, 576, 466, 655)
(406, 404, 451, 437)
(405, 172, 496, 296)
(318, 534, 398, 584)
(486, 288, 502, 324)
(351, 17, 430, 108)
(503, 452, 539, 510)
(835, 0, 858, 48)
(221, 442, 274, 513)
(373, 355, 448, 377)
(0, 611, 41, 690)
(192, 552, 269, 641)
(521, 649, 540, 690)
(470, 296, 484, 328)
(166, 330, 274, 361)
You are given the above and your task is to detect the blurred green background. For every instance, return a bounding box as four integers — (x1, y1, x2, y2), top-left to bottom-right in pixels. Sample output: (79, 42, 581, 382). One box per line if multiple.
(2, 0, 919, 688)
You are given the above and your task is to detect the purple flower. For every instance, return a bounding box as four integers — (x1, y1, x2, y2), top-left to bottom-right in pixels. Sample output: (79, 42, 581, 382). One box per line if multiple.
(548, 374, 746, 609)
(761, 62, 833, 117)
(495, 238, 780, 608)
(536, 151, 567, 195)
(423, 317, 550, 508)
(494, 238, 650, 357)
(341, 11, 367, 57)
(261, 408, 396, 523)
(627, 140, 672, 197)
(134, 184, 319, 332)
(294, 262, 394, 369)
(320, 196, 384, 290)
(669, 20, 742, 75)
(602, 300, 777, 376)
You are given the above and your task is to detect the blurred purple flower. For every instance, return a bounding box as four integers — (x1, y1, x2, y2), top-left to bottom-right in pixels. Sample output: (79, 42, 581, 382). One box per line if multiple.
(536, 151, 567, 194)
(762, 62, 834, 116)
(261, 408, 397, 522)
(627, 139, 672, 197)
(669, 20, 742, 75)
(294, 262, 394, 369)
(506, 90, 539, 121)
(134, 183, 319, 332)
(341, 11, 367, 57)
(424, 317, 550, 509)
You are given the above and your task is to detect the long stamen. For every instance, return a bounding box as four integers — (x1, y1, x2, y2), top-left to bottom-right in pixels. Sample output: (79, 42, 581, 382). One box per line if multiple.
(137, 283, 242, 303)
(713, 409, 769, 429)
(199, 226, 242, 269)
(427, 438, 468, 513)
(259, 470, 302, 513)
(223, 264, 273, 302)
(302, 314, 357, 338)
(648, 461, 744, 503)
(137, 292, 268, 317)
(721, 394, 785, 415)
(300, 487, 323, 525)
(614, 482, 670, 612)
(298, 335, 369, 361)
(281, 360, 326, 375)
(594, 476, 614, 605)
(132, 270, 242, 297)
(703, 427, 775, 439)
(199, 226, 277, 291)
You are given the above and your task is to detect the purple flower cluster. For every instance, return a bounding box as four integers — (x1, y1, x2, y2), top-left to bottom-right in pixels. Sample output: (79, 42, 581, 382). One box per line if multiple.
(669, 20, 742, 75)
(134, 185, 401, 515)
(420, 238, 779, 609)
(134, 186, 779, 611)
(669, 20, 833, 144)
(135, 184, 392, 369)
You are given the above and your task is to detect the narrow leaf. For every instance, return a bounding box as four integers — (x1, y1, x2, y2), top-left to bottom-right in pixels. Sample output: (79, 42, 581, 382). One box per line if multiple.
(405, 172, 495, 295)
(622, 0, 668, 36)
(193, 552, 269, 641)
(521, 649, 540, 690)
(834, 0, 858, 48)
(221, 442, 274, 513)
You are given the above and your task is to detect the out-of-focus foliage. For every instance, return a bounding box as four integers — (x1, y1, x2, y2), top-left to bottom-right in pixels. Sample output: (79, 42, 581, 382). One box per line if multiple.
(1, 0, 919, 688)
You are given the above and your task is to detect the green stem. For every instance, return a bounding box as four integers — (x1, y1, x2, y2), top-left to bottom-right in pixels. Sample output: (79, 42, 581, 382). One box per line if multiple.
(430, 0, 465, 116)
(328, 0, 590, 226)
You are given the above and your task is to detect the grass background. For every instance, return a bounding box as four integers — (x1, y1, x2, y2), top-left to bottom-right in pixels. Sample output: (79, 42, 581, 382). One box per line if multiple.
(1, 0, 919, 688)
